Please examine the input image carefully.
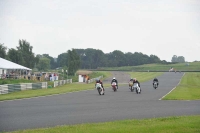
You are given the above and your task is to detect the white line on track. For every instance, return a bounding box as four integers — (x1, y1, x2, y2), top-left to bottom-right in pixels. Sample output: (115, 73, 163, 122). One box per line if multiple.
(159, 73, 185, 100)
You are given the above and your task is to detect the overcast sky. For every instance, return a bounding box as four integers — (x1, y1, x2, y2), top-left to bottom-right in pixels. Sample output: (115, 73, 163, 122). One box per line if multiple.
(0, 0, 200, 62)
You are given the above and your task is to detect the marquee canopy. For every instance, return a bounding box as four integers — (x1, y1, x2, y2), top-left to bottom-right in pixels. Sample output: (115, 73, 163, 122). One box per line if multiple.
(0, 57, 32, 70)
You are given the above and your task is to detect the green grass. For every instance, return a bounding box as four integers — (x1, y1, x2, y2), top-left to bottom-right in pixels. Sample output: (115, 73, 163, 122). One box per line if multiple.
(0, 79, 39, 85)
(99, 62, 200, 71)
(88, 71, 112, 80)
(128, 72, 164, 82)
(8, 115, 200, 133)
(163, 73, 200, 100)
(0, 83, 96, 101)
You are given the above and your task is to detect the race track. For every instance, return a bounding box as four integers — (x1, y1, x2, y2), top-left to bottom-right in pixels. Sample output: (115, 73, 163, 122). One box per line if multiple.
(0, 72, 199, 132)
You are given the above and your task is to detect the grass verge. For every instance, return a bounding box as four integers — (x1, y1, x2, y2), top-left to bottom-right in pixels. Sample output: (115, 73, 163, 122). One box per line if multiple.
(163, 72, 200, 100)
(0, 79, 39, 85)
(8, 115, 200, 133)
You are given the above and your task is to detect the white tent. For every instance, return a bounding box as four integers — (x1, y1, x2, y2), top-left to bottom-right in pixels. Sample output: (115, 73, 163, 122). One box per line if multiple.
(0, 57, 31, 70)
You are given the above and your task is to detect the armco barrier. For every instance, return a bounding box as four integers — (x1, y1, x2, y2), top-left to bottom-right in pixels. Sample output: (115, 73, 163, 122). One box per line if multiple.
(54, 79, 72, 87)
(0, 82, 48, 95)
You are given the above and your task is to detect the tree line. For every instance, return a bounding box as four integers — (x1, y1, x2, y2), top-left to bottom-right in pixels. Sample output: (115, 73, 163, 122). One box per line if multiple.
(171, 55, 185, 63)
(0, 40, 185, 75)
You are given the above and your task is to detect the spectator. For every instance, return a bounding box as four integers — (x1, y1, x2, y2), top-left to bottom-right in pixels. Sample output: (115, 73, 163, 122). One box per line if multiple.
(49, 73, 52, 81)
(54, 73, 56, 80)
(45, 73, 48, 80)
(28, 71, 31, 80)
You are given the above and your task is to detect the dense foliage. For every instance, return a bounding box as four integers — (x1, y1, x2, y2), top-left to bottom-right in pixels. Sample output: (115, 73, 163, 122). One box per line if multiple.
(171, 55, 185, 63)
(75, 48, 162, 69)
(0, 43, 7, 59)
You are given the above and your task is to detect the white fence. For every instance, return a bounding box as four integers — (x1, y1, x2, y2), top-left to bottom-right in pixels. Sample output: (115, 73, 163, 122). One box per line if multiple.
(54, 79, 72, 87)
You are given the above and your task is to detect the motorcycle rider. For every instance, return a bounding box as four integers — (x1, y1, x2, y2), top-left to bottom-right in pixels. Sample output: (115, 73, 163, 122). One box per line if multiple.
(129, 78, 134, 82)
(95, 79, 105, 91)
(153, 77, 159, 86)
(129, 78, 134, 85)
(133, 78, 141, 91)
(111, 77, 118, 89)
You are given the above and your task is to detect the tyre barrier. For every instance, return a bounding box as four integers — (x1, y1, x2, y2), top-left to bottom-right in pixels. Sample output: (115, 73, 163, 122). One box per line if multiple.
(0, 82, 48, 95)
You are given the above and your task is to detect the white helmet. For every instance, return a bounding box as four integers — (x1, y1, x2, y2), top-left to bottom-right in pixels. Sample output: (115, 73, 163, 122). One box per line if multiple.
(113, 77, 115, 79)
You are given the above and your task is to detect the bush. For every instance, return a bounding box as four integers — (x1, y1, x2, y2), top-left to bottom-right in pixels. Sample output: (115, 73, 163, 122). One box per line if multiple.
(48, 85, 52, 88)
(47, 81, 54, 87)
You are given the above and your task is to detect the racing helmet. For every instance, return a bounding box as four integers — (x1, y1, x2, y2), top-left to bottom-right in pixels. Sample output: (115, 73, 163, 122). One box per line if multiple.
(113, 77, 115, 80)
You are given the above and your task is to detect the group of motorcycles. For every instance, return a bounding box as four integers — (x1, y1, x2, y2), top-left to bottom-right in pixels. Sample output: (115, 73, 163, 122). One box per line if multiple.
(95, 81, 158, 95)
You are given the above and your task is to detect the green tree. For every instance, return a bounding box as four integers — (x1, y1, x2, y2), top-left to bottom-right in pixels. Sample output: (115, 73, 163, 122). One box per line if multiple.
(43, 54, 57, 69)
(34, 55, 40, 68)
(37, 57, 50, 71)
(68, 49, 80, 75)
(0, 43, 7, 58)
(177, 56, 185, 63)
(124, 52, 133, 66)
(7, 48, 25, 65)
(171, 55, 178, 62)
(149, 55, 161, 63)
(84, 48, 96, 69)
(113, 50, 126, 66)
(57, 52, 68, 67)
(75, 49, 87, 69)
(17, 39, 35, 68)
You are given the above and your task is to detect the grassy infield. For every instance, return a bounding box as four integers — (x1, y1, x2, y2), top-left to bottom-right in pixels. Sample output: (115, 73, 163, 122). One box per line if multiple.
(1, 70, 200, 133)
(99, 61, 200, 71)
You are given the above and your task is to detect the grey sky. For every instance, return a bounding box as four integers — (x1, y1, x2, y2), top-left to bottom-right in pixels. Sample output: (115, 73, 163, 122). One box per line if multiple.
(0, 0, 200, 62)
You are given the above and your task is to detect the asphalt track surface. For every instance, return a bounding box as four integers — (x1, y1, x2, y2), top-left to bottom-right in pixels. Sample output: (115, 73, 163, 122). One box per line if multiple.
(0, 72, 200, 132)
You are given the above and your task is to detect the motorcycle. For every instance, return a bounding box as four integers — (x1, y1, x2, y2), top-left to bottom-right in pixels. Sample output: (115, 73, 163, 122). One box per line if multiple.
(111, 82, 117, 92)
(133, 83, 141, 94)
(96, 83, 104, 95)
(129, 81, 134, 92)
(153, 82, 158, 89)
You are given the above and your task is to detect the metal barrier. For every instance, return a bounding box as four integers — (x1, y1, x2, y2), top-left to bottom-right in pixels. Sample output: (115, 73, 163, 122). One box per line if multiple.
(54, 79, 72, 87)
